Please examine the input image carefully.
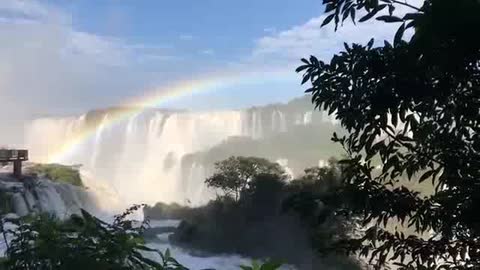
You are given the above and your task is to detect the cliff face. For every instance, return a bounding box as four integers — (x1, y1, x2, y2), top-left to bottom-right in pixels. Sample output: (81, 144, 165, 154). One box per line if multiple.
(0, 164, 118, 219)
(25, 96, 343, 206)
(0, 179, 86, 219)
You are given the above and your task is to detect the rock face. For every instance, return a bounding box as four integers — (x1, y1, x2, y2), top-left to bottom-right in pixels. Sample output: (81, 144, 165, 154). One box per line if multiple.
(0, 171, 98, 219)
(169, 220, 196, 243)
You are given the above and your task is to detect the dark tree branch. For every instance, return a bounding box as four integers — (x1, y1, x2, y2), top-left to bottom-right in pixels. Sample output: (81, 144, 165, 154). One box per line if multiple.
(388, 0, 422, 12)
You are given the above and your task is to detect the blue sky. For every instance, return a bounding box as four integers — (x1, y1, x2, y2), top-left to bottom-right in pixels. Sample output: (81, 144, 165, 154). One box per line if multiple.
(61, 1, 322, 50)
(0, 0, 418, 120)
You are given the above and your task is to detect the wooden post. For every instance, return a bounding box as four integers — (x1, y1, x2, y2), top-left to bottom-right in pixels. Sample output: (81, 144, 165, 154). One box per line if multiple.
(13, 160, 22, 179)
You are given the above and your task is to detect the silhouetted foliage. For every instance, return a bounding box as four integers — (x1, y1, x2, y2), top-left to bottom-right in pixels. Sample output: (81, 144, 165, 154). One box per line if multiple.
(245, 173, 286, 214)
(170, 156, 360, 269)
(3, 205, 186, 270)
(282, 159, 355, 254)
(144, 202, 192, 220)
(239, 260, 282, 270)
(298, 0, 480, 269)
(205, 156, 286, 202)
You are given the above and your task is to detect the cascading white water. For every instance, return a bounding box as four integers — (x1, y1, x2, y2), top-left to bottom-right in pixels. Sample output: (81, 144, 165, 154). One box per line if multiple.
(250, 111, 263, 139)
(26, 110, 253, 206)
(183, 162, 211, 205)
(272, 110, 287, 132)
(303, 111, 313, 125)
(25, 100, 338, 208)
(0, 173, 104, 219)
(90, 114, 109, 168)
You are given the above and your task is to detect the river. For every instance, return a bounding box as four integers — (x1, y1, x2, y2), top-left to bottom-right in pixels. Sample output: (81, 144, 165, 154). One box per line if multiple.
(146, 219, 253, 270)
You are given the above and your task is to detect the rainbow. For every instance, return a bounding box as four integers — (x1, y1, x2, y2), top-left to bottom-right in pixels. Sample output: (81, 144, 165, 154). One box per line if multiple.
(46, 69, 297, 163)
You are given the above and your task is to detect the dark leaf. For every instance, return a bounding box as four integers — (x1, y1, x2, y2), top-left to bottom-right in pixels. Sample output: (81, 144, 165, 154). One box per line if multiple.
(376, 15, 403, 23)
(367, 38, 375, 49)
(325, 3, 336, 13)
(296, 65, 309, 73)
(301, 74, 311, 85)
(388, 4, 395, 16)
(403, 13, 421, 20)
(359, 10, 378, 22)
(322, 14, 336, 27)
(419, 170, 434, 183)
(394, 23, 406, 46)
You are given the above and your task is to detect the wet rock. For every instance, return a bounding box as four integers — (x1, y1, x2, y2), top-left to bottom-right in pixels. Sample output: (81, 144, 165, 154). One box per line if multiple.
(169, 220, 197, 243)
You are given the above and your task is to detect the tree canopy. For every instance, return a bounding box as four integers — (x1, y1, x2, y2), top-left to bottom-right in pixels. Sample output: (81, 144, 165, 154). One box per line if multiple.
(298, 0, 480, 269)
(205, 156, 286, 201)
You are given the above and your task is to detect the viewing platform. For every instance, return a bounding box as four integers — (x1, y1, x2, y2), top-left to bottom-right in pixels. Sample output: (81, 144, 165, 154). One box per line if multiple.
(0, 149, 28, 178)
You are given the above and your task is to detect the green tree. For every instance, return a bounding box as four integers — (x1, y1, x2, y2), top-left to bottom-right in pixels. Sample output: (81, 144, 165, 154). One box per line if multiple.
(288, 158, 341, 194)
(282, 160, 356, 256)
(298, 0, 480, 269)
(205, 156, 286, 202)
(243, 173, 286, 218)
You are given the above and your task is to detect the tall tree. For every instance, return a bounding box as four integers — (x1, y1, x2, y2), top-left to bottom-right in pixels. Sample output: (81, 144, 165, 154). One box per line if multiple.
(298, 0, 480, 269)
(205, 156, 286, 202)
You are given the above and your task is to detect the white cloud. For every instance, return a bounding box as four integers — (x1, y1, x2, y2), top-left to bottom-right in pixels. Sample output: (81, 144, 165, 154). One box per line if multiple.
(0, 0, 176, 145)
(250, 0, 423, 66)
(252, 17, 395, 65)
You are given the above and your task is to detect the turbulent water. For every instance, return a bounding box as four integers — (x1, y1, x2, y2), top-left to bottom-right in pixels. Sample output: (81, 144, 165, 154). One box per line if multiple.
(25, 97, 339, 207)
(0, 169, 104, 220)
(146, 220, 253, 270)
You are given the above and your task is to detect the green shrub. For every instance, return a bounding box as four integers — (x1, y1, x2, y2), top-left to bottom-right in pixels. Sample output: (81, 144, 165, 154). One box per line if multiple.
(3, 205, 186, 270)
(28, 164, 83, 187)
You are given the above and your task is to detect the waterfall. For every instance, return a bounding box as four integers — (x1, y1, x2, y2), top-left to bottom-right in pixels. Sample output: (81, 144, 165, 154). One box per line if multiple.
(303, 111, 313, 125)
(182, 162, 212, 205)
(251, 111, 263, 139)
(11, 193, 29, 216)
(0, 174, 105, 219)
(25, 99, 339, 207)
(26, 110, 250, 206)
(90, 114, 109, 168)
(271, 110, 287, 133)
(278, 111, 287, 132)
